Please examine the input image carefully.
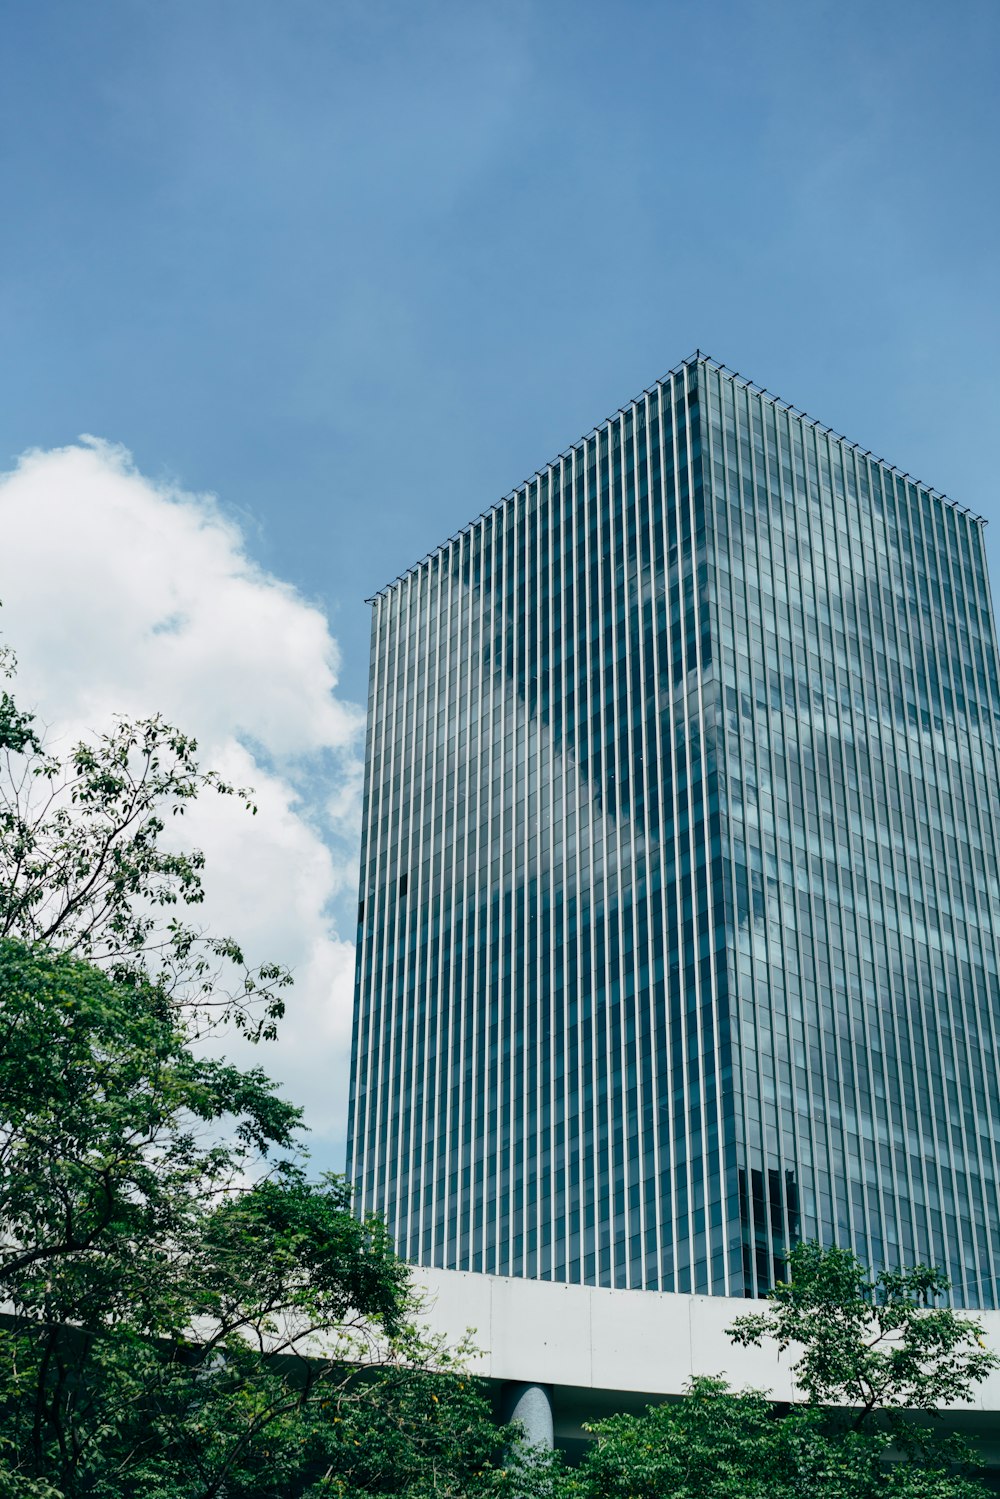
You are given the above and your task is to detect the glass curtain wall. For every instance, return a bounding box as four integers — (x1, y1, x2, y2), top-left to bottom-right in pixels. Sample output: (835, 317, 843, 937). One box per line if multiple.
(704, 361, 1000, 1305)
(349, 358, 734, 1294)
(348, 354, 1000, 1306)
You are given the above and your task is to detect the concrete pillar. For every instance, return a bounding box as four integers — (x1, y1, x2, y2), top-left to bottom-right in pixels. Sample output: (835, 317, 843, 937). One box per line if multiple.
(501, 1381, 554, 1450)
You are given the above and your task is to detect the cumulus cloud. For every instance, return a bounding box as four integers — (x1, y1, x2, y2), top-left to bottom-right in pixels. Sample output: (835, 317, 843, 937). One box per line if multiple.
(0, 438, 363, 1167)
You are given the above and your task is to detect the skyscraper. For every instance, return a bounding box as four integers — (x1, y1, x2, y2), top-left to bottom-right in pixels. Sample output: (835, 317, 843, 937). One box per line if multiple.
(347, 353, 1000, 1305)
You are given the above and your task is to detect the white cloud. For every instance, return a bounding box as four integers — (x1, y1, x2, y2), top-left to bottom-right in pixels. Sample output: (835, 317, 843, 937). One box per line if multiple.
(0, 438, 363, 1167)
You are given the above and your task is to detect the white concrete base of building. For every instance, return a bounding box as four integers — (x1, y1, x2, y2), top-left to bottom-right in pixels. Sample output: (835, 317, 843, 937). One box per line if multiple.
(410, 1266, 1000, 1471)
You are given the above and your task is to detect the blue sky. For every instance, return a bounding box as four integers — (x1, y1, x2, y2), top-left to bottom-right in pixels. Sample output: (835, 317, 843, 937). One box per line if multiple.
(2, 0, 999, 1161)
(4, 0, 1000, 704)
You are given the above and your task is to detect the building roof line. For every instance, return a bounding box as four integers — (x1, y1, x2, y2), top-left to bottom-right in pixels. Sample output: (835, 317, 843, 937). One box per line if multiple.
(698, 353, 984, 528)
(365, 350, 703, 603)
(364, 352, 983, 604)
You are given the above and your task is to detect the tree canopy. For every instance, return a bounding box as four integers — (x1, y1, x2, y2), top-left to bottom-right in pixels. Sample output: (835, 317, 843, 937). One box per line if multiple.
(0, 637, 526, 1497)
(576, 1373, 990, 1499)
(729, 1241, 998, 1429)
(0, 937, 416, 1496)
(574, 1243, 999, 1499)
(0, 621, 289, 1040)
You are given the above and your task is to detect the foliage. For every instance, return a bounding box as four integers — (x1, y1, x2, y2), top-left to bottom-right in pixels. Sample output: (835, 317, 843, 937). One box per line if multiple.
(0, 932, 562, 1498)
(0, 620, 289, 1039)
(0, 1312, 530, 1499)
(0, 938, 427, 1497)
(0, 623, 542, 1496)
(580, 1378, 799, 1499)
(576, 1376, 988, 1499)
(0, 623, 554, 1495)
(0, 938, 306, 1308)
(571, 1243, 998, 1499)
(729, 1241, 1000, 1430)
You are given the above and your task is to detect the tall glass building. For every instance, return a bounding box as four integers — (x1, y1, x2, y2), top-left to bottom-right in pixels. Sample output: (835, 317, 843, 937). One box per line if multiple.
(347, 353, 1000, 1304)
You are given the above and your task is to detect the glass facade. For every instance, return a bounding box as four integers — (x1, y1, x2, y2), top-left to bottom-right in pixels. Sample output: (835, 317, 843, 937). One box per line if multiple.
(347, 354, 1000, 1304)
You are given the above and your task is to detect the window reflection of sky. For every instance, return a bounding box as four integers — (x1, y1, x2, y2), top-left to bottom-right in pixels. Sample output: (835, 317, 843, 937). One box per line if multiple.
(350, 355, 1000, 1309)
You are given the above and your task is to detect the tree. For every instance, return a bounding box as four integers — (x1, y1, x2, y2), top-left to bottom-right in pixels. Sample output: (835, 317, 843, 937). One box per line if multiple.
(0, 938, 416, 1496)
(573, 1243, 997, 1499)
(729, 1241, 999, 1432)
(0, 628, 547, 1497)
(0, 615, 289, 1040)
(578, 1377, 805, 1499)
(577, 1375, 988, 1499)
(0, 937, 564, 1498)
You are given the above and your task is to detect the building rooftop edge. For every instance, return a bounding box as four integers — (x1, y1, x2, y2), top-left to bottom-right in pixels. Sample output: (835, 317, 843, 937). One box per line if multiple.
(364, 351, 985, 604)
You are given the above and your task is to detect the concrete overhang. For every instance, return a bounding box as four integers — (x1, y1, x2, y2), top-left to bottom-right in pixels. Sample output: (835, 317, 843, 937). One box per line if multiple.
(410, 1267, 1000, 1463)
